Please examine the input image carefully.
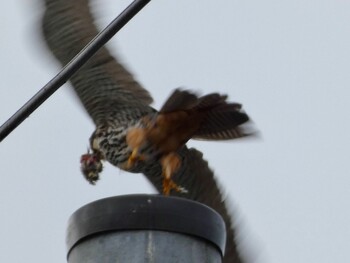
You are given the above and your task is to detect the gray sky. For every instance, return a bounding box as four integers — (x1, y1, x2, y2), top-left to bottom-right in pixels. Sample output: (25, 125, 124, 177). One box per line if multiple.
(1, 0, 350, 262)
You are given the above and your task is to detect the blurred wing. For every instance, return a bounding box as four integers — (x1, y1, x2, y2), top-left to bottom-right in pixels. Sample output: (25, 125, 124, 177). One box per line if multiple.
(143, 146, 247, 263)
(42, 0, 153, 126)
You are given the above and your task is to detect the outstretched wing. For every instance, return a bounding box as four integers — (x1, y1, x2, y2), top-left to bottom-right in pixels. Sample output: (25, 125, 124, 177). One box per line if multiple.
(41, 1, 248, 262)
(42, 0, 154, 126)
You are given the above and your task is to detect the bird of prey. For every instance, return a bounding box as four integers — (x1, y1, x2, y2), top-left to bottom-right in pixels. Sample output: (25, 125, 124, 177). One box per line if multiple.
(123, 89, 250, 195)
(42, 0, 254, 262)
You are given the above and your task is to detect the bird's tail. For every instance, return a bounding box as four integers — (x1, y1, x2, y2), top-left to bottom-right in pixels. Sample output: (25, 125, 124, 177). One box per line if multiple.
(194, 93, 251, 140)
(160, 89, 252, 140)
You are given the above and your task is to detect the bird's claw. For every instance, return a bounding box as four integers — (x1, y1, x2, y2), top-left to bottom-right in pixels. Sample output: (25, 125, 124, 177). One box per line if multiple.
(127, 148, 138, 168)
(162, 177, 187, 196)
(160, 152, 186, 195)
(126, 148, 146, 169)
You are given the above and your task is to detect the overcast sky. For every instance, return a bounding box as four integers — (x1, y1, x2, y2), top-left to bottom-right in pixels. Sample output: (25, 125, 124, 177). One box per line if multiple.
(1, 0, 350, 262)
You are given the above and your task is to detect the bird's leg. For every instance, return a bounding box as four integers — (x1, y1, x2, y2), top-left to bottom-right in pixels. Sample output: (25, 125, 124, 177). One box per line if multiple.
(127, 147, 139, 168)
(125, 127, 147, 169)
(161, 152, 187, 195)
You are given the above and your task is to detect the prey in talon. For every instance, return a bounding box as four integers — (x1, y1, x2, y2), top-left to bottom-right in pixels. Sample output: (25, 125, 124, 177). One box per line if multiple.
(80, 149, 104, 184)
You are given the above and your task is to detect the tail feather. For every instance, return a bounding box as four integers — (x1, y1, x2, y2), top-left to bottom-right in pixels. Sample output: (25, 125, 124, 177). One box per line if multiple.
(159, 88, 252, 140)
(192, 93, 251, 140)
(195, 93, 228, 109)
(194, 107, 250, 140)
(160, 89, 198, 113)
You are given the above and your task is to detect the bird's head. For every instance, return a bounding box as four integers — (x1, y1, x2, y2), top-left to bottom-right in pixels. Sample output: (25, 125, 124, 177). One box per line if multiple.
(80, 150, 103, 184)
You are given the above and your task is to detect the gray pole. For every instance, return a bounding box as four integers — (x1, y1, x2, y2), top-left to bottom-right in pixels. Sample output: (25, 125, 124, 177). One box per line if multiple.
(66, 195, 226, 263)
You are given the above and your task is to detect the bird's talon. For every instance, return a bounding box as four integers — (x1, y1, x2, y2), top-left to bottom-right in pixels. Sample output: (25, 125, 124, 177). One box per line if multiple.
(125, 149, 148, 170)
(177, 186, 188, 194)
(162, 178, 186, 195)
(127, 148, 139, 168)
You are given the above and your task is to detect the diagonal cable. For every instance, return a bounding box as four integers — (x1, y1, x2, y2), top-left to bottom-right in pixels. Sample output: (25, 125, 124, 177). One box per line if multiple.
(0, 0, 151, 142)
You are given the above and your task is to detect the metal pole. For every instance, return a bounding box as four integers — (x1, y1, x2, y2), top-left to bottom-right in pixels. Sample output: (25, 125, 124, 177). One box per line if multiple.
(67, 195, 226, 263)
(0, 0, 151, 142)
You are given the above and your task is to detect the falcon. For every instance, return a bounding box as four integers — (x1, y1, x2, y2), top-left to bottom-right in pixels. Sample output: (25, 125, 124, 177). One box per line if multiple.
(124, 89, 250, 194)
(42, 0, 254, 262)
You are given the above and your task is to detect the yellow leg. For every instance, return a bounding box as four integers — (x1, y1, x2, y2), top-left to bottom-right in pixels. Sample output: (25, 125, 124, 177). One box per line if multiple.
(124, 147, 148, 170)
(161, 153, 187, 195)
(126, 147, 139, 169)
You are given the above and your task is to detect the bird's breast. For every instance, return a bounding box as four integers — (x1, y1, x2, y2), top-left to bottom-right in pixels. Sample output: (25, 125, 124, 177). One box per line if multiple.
(92, 121, 154, 173)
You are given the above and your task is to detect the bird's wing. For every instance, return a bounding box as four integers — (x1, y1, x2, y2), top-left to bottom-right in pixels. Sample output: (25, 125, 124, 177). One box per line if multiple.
(42, 0, 154, 126)
(41, 1, 248, 262)
(142, 146, 246, 263)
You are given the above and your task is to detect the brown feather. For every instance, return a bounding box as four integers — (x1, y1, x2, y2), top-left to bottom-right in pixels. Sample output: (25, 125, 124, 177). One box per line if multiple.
(157, 89, 252, 141)
(160, 89, 199, 113)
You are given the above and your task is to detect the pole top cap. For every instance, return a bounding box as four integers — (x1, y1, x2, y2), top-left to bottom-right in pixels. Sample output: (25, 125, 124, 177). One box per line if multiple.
(66, 194, 226, 257)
